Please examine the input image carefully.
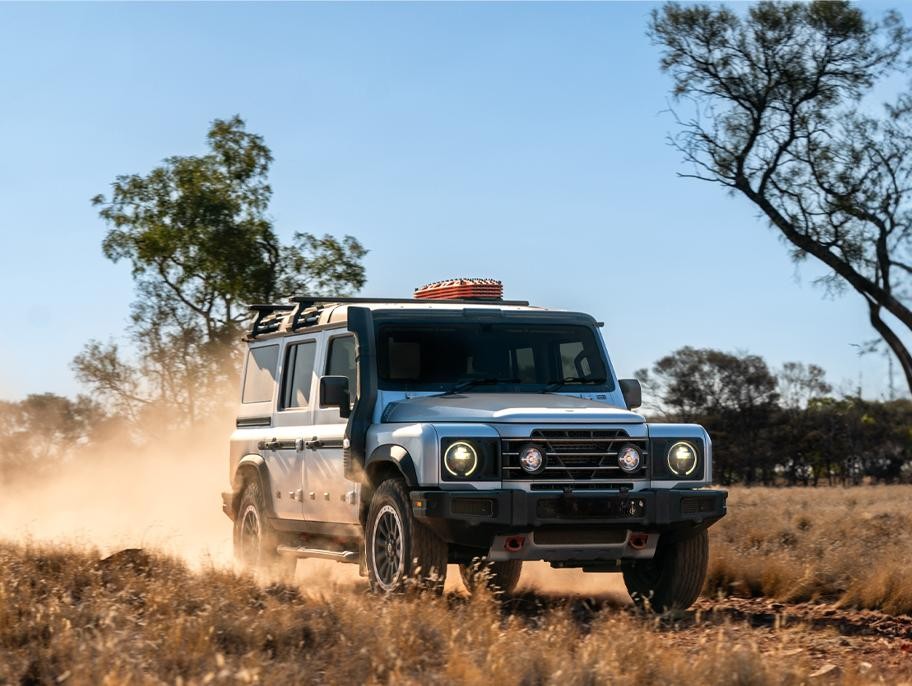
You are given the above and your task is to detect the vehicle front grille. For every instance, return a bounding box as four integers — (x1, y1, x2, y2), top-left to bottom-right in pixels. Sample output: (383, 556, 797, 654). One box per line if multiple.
(502, 429, 648, 480)
(529, 482, 634, 491)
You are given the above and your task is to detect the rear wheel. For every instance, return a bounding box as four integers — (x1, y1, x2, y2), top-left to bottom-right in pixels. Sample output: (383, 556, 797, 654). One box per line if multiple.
(365, 478, 448, 593)
(622, 529, 708, 612)
(233, 479, 296, 579)
(459, 559, 523, 596)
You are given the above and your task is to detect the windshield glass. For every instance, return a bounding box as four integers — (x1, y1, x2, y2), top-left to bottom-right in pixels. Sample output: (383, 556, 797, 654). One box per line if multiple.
(376, 322, 615, 392)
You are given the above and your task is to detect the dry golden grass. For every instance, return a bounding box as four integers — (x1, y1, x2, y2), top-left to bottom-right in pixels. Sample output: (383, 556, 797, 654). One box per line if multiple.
(4, 487, 912, 684)
(707, 485, 912, 615)
(0, 541, 888, 686)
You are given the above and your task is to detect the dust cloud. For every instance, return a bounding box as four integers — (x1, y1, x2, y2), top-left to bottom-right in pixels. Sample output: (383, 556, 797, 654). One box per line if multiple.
(0, 412, 631, 599)
(0, 415, 235, 568)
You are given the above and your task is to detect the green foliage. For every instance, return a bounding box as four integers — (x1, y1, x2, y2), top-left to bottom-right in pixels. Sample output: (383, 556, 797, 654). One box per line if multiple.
(650, 1, 912, 392)
(637, 346, 779, 420)
(76, 116, 367, 425)
(92, 115, 365, 341)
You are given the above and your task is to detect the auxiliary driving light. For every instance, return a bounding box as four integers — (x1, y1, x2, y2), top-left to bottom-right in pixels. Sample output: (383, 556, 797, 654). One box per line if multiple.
(617, 444, 642, 473)
(519, 445, 546, 474)
(444, 442, 479, 477)
(667, 441, 698, 476)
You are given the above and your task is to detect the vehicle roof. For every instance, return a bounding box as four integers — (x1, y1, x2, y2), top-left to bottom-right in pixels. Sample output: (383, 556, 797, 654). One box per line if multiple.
(245, 298, 583, 341)
(321, 301, 556, 324)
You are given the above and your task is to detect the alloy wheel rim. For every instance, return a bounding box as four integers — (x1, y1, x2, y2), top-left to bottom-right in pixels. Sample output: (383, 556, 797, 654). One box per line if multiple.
(372, 505, 405, 591)
(239, 504, 261, 567)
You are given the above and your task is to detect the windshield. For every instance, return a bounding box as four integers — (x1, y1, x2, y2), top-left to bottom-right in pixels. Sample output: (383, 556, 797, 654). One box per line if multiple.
(376, 322, 615, 392)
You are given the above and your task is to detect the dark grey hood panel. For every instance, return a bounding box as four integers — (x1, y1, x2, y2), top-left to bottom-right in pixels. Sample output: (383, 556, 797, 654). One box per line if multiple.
(382, 393, 645, 424)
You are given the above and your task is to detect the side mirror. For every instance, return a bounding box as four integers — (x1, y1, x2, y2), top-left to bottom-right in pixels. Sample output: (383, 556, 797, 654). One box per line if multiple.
(619, 378, 642, 410)
(320, 376, 351, 418)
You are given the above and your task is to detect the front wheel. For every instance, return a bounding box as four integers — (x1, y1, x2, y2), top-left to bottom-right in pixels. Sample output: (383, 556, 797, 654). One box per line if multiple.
(459, 559, 522, 596)
(365, 478, 448, 593)
(622, 529, 708, 612)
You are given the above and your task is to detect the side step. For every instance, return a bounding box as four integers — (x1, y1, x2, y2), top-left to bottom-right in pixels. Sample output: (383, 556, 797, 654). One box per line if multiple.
(276, 545, 359, 564)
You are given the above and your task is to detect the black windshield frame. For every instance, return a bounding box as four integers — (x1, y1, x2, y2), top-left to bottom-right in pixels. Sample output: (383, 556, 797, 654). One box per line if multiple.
(375, 318, 616, 393)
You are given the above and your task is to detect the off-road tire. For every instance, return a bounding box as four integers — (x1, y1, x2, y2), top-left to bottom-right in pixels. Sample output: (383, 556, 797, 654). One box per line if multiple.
(365, 478, 448, 593)
(459, 559, 523, 596)
(622, 529, 708, 612)
(233, 479, 296, 579)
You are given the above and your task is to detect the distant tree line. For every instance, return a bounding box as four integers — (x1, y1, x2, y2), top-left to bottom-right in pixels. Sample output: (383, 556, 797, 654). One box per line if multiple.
(637, 347, 912, 486)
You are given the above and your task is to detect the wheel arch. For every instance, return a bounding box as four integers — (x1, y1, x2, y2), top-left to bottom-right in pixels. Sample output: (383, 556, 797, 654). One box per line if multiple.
(360, 444, 418, 525)
(231, 454, 277, 519)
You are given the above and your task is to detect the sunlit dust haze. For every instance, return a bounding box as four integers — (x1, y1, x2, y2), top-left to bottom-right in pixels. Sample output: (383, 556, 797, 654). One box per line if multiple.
(0, 414, 236, 568)
(0, 410, 633, 598)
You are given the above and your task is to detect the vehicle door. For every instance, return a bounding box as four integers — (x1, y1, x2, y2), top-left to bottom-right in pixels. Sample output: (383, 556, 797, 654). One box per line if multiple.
(305, 331, 359, 524)
(270, 336, 319, 520)
(241, 342, 301, 521)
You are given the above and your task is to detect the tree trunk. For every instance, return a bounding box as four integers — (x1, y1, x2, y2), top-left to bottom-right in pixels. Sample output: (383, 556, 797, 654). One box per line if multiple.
(739, 182, 912, 396)
(867, 302, 912, 394)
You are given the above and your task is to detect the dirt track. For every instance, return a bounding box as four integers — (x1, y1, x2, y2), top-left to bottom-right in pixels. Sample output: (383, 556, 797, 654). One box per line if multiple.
(496, 591, 912, 680)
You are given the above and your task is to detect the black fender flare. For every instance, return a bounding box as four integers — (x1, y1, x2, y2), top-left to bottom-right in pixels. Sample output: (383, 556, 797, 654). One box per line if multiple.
(231, 454, 278, 519)
(366, 444, 418, 487)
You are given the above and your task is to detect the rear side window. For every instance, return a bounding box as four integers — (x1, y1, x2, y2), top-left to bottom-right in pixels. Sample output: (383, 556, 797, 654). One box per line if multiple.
(326, 336, 357, 397)
(242, 345, 279, 404)
(283, 340, 317, 409)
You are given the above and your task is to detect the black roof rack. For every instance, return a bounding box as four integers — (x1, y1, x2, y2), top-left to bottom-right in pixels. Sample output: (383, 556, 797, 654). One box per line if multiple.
(248, 303, 295, 338)
(247, 295, 532, 339)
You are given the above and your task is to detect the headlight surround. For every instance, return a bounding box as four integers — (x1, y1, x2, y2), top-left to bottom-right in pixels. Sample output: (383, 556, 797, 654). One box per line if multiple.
(519, 444, 546, 474)
(443, 441, 479, 477)
(617, 444, 642, 473)
(667, 441, 698, 476)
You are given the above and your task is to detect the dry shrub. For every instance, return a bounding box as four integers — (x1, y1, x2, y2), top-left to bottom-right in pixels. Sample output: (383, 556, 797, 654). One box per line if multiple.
(707, 485, 912, 614)
(0, 542, 824, 686)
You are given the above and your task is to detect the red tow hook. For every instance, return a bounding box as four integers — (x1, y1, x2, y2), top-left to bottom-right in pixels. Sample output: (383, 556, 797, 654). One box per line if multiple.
(504, 535, 526, 552)
(628, 533, 649, 550)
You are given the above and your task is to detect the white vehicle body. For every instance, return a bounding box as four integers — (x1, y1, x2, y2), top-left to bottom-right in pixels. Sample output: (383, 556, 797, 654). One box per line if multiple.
(223, 294, 726, 601)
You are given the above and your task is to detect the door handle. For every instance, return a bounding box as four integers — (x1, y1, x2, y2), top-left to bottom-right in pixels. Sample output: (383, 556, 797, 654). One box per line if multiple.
(258, 438, 280, 450)
(303, 437, 323, 450)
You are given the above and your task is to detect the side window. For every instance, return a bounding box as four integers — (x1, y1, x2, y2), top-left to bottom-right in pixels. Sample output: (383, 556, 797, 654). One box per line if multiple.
(326, 336, 357, 400)
(282, 340, 317, 409)
(559, 341, 591, 378)
(242, 345, 279, 404)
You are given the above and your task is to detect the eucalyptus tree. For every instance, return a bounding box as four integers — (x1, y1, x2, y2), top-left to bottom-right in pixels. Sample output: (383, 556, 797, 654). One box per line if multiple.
(75, 116, 367, 424)
(650, 1, 912, 391)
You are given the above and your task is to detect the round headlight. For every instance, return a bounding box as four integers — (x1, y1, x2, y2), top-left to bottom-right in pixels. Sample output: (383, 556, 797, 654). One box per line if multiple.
(617, 444, 642, 473)
(444, 442, 479, 477)
(667, 442, 698, 476)
(519, 445, 545, 474)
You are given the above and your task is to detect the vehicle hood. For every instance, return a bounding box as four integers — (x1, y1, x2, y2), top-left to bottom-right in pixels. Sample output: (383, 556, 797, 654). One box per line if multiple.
(381, 393, 645, 424)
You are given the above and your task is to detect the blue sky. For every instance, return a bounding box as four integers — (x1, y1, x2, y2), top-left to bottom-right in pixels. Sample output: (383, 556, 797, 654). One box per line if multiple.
(0, 1, 904, 400)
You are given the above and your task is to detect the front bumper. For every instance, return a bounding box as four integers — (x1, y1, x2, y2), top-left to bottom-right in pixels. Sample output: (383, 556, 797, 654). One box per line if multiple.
(411, 487, 726, 529)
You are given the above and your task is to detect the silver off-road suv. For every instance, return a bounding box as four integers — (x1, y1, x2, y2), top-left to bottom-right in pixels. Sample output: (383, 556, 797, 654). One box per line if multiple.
(222, 282, 726, 609)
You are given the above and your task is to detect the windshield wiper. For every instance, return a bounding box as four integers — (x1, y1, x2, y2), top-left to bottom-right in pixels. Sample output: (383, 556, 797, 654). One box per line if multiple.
(441, 377, 522, 396)
(541, 377, 607, 394)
